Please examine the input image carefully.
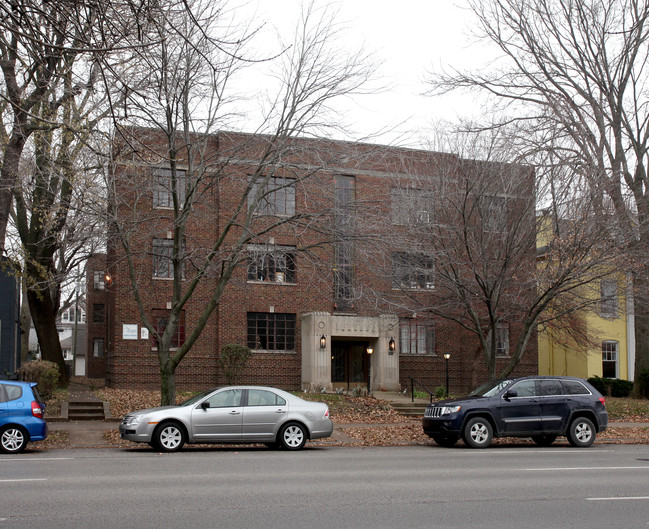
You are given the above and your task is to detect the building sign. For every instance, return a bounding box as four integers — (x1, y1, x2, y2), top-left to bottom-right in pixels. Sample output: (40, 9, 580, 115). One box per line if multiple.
(140, 327, 149, 340)
(122, 324, 138, 340)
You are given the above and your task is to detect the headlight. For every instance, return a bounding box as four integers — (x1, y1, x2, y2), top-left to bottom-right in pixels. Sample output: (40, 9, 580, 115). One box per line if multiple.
(124, 414, 144, 426)
(441, 405, 461, 415)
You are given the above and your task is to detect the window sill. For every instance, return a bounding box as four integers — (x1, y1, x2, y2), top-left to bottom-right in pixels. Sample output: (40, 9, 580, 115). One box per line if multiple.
(251, 349, 297, 354)
(247, 280, 297, 286)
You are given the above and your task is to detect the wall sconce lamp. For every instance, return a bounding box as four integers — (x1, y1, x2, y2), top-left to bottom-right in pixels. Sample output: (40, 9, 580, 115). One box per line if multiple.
(320, 334, 326, 349)
(366, 345, 374, 355)
(388, 337, 396, 355)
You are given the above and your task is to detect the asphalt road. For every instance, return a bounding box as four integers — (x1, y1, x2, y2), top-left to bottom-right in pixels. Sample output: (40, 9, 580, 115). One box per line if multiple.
(1, 445, 649, 529)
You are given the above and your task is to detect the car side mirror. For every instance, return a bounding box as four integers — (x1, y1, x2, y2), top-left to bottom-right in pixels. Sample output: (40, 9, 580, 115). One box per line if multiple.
(504, 390, 518, 400)
(200, 402, 211, 410)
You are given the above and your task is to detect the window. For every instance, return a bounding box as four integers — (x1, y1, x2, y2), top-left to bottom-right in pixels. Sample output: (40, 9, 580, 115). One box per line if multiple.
(247, 245, 296, 283)
(151, 309, 186, 349)
(481, 195, 509, 233)
(495, 322, 510, 357)
(60, 307, 86, 324)
(247, 389, 286, 406)
(334, 176, 356, 309)
(399, 320, 435, 355)
(153, 168, 186, 208)
(562, 380, 590, 395)
(93, 271, 105, 291)
(152, 238, 185, 279)
(600, 280, 618, 318)
(247, 312, 296, 351)
(249, 176, 295, 216)
(93, 304, 105, 324)
(63, 349, 73, 361)
(392, 252, 434, 290)
(539, 379, 564, 396)
(93, 338, 104, 358)
(602, 341, 619, 378)
(510, 379, 537, 397)
(204, 389, 243, 408)
(391, 188, 434, 225)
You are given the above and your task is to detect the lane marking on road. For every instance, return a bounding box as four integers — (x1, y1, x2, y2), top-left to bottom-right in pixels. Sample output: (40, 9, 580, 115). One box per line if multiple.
(0, 457, 73, 462)
(0, 478, 47, 483)
(587, 496, 649, 501)
(526, 466, 649, 471)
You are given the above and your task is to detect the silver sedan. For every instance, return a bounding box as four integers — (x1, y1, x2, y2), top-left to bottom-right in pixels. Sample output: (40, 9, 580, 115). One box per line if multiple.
(119, 386, 334, 452)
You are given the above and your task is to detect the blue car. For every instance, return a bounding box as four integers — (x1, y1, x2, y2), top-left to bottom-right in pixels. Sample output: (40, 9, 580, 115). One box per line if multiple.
(0, 380, 48, 453)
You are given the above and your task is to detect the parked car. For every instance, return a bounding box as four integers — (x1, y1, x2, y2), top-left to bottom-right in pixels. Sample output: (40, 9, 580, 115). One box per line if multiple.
(0, 380, 48, 453)
(422, 376, 608, 448)
(119, 386, 334, 452)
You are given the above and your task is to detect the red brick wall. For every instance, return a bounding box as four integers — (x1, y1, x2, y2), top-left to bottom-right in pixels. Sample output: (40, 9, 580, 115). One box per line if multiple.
(105, 128, 538, 392)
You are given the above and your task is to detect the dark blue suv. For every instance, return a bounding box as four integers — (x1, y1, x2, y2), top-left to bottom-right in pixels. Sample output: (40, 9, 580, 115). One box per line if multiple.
(422, 376, 608, 448)
(0, 381, 48, 453)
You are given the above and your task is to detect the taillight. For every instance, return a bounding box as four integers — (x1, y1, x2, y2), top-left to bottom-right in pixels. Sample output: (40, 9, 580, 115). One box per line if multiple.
(599, 397, 606, 407)
(31, 401, 44, 419)
(324, 408, 330, 418)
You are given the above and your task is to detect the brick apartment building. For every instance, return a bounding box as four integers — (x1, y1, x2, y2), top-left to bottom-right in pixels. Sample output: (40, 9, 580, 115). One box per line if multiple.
(94, 129, 537, 394)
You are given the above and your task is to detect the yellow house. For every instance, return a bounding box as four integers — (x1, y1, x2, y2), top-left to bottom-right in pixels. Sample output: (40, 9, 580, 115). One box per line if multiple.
(537, 213, 635, 380)
(538, 275, 634, 380)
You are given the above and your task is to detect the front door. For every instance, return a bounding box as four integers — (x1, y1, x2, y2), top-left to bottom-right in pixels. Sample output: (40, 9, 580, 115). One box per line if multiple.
(191, 388, 244, 441)
(331, 341, 369, 389)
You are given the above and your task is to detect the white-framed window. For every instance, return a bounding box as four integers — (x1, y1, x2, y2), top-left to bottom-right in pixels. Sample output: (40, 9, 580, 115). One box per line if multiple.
(61, 307, 86, 324)
(399, 319, 435, 355)
(602, 340, 619, 378)
(495, 322, 510, 357)
(93, 271, 105, 290)
(600, 279, 618, 318)
(391, 188, 434, 226)
(153, 168, 186, 209)
(391, 252, 434, 290)
(249, 176, 296, 216)
(247, 244, 296, 283)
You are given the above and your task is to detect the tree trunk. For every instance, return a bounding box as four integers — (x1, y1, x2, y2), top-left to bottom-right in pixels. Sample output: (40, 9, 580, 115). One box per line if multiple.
(160, 361, 176, 406)
(19, 276, 32, 365)
(27, 289, 69, 386)
(633, 265, 649, 397)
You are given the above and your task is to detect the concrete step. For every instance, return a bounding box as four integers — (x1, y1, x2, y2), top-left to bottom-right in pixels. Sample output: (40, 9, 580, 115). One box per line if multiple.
(67, 401, 105, 421)
(390, 402, 429, 417)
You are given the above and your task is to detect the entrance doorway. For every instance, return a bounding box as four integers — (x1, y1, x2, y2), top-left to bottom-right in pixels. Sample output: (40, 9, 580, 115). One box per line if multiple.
(331, 340, 370, 390)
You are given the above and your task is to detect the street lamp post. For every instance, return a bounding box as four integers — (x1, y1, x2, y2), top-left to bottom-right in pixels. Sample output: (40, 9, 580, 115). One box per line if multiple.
(443, 353, 451, 397)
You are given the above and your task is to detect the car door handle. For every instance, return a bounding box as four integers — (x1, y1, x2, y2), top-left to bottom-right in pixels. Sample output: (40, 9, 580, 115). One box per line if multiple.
(229, 410, 240, 415)
(275, 409, 286, 414)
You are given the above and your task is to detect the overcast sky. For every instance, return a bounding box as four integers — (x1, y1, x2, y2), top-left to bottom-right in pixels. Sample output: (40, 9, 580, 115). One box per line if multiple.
(236, 1, 494, 147)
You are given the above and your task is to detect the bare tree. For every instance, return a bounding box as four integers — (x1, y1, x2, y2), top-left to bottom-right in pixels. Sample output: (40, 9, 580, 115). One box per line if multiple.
(430, 0, 649, 392)
(106, 0, 374, 405)
(361, 129, 623, 382)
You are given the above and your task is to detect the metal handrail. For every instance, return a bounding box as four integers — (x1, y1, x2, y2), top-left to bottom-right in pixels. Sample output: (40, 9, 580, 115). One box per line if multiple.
(409, 376, 434, 403)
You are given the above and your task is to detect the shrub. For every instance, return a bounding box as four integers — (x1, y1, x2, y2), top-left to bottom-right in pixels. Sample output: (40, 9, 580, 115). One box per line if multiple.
(218, 344, 252, 385)
(587, 375, 633, 398)
(434, 386, 448, 399)
(16, 360, 60, 398)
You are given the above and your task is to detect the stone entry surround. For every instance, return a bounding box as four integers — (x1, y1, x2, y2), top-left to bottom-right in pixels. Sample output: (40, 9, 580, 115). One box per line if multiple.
(301, 312, 399, 391)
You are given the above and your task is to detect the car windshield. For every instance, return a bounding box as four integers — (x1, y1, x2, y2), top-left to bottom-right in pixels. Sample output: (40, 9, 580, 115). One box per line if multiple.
(469, 379, 512, 397)
(179, 388, 218, 407)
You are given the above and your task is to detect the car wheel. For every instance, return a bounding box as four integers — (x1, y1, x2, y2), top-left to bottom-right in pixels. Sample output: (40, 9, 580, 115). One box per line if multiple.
(531, 434, 557, 447)
(463, 417, 493, 448)
(0, 425, 28, 454)
(278, 423, 307, 450)
(567, 417, 596, 447)
(432, 434, 459, 447)
(154, 422, 186, 452)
